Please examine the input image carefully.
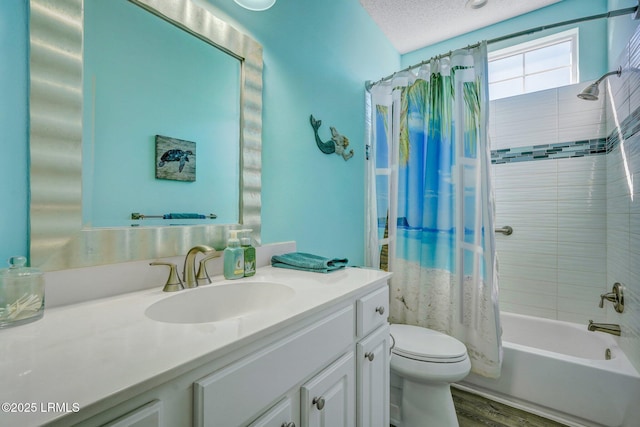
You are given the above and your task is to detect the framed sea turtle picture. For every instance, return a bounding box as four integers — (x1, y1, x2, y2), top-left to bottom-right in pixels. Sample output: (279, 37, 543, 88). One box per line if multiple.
(155, 135, 196, 182)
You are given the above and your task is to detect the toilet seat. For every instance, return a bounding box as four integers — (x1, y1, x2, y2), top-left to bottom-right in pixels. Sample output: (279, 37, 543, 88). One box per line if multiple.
(390, 324, 467, 363)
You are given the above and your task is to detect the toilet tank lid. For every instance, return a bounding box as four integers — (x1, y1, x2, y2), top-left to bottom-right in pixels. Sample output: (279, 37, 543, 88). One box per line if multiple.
(390, 324, 468, 361)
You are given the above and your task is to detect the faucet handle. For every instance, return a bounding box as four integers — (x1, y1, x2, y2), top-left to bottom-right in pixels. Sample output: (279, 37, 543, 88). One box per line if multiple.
(150, 262, 184, 292)
(196, 250, 221, 285)
(599, 293, 612, 308)
(599, 283, 624, 313)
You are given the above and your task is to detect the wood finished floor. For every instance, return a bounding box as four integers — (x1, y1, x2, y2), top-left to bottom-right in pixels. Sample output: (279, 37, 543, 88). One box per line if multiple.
(452, 388, 570, 427)
(391, 388, 571, 427)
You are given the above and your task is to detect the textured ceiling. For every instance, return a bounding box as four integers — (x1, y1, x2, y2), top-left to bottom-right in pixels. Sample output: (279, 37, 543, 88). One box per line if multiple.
(359, 0, 562, 54)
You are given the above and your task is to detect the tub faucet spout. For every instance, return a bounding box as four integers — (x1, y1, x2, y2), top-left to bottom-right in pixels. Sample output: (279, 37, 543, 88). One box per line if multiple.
(587, 320, 621, 336)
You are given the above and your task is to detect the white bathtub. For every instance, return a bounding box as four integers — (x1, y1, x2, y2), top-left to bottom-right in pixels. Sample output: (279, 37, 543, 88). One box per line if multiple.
(457, 312, 640, 427)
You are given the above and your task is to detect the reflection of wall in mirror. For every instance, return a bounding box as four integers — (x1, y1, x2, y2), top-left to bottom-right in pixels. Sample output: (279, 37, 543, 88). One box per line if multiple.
(82, 0, 241, 228)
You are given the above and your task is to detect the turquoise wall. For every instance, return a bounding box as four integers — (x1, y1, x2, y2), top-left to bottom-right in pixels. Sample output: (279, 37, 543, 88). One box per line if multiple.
(0, 0, 29, 266)
(199, 0, 400, 264)
(608, 0, 640, 66)
(0, 0, 399, 267)
(401, 0, 610, 83)
(3, 0, 637, 268)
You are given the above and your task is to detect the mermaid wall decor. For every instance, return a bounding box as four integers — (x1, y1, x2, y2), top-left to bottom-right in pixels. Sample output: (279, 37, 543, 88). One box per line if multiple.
(309, 115, 354, 161)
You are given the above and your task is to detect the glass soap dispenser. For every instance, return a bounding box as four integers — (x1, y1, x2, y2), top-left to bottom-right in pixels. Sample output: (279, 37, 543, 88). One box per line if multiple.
(0, 256, 45, 328)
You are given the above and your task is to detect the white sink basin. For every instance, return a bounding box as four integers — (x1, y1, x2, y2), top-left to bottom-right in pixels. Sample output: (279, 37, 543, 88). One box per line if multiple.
(145, 281, 295, 324)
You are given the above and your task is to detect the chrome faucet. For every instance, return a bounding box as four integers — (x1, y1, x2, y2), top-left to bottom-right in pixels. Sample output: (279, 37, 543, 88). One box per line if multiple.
(588, 320, 621, 336)
(183, 245, 219, 288)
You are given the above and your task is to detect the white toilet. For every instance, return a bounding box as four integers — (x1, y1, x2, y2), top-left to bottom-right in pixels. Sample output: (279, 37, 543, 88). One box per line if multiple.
(389, 324, 471, 427)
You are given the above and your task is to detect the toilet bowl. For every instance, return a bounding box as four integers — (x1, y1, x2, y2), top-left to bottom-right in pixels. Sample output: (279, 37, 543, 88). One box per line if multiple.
(390, 324, 471, 427)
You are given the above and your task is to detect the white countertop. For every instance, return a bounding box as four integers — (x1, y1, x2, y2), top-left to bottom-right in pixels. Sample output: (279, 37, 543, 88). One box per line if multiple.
(0, 266, 391, 426)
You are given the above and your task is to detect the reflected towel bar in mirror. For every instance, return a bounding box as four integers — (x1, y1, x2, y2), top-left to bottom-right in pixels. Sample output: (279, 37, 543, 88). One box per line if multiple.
(131, 213, 218, 220)
(495, 226, 513, 235)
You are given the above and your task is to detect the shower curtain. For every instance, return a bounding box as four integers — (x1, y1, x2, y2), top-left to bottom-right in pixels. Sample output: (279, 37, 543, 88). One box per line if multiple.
(365, 42, 502, 378)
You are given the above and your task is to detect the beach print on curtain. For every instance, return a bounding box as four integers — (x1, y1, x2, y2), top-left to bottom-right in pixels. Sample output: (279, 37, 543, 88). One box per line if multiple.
(365, 42, 502, 377)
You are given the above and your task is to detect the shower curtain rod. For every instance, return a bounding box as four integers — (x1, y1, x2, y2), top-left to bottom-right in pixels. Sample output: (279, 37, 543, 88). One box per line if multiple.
(365, 4, 638, 91)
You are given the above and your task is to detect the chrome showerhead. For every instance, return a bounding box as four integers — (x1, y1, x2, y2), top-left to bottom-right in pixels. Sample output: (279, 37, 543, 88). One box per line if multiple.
(577, 83, 600, 101)
(577, 66, 622, 101)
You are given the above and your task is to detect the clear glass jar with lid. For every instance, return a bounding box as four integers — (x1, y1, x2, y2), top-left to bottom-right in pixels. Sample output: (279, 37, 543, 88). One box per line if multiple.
(0, 256, 45, 328)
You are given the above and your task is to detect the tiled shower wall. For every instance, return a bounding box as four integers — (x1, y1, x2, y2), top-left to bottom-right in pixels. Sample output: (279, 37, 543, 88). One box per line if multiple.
(604, 26, 640, 372)
(489, 24, 640, 373)
(490, 84, 609, 324)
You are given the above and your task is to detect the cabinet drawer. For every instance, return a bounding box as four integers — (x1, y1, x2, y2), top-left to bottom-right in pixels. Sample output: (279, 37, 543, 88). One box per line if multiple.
(356, 285, 389, 338)
(194, 305, 354, 427)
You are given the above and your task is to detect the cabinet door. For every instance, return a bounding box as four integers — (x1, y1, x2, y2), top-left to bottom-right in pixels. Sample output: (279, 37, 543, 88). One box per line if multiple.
(102, 400, 162, 427)
(301, 352, 355, 427)
(356, 325, 390, 427)
(249, 397, 296, 427)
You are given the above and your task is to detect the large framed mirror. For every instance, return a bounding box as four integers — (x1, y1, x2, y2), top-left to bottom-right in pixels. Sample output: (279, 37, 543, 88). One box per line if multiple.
(29, 0, 262, 271)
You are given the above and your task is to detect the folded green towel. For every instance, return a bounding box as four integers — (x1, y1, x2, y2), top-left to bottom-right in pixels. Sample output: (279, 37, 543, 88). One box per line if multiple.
(271, 252, 348, 273)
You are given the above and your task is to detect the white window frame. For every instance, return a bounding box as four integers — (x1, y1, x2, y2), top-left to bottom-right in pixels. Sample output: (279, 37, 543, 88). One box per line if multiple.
(488, 28, 579, 100)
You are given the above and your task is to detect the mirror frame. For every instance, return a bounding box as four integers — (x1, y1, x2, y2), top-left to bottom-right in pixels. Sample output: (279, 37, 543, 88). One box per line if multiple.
(29, 0, 262, 271)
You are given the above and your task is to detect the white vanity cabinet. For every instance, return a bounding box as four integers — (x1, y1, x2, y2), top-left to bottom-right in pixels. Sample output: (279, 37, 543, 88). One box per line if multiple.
(355, 285, 390, 427)
(193, 282, 390, 427)
(37, 275, 390, 427)
(193, 306, 355, 427)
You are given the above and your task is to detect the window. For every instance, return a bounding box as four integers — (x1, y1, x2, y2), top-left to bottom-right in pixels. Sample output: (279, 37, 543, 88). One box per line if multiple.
(488, 29, 578, 100)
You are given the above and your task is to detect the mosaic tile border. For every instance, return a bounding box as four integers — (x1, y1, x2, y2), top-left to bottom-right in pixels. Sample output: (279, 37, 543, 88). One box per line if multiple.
(491, 103, 640, 164)
(607, 104, 640, 152)
(491, 138, 606, 164)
